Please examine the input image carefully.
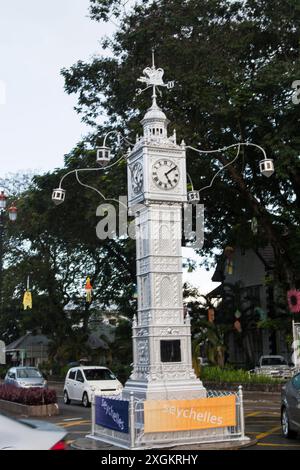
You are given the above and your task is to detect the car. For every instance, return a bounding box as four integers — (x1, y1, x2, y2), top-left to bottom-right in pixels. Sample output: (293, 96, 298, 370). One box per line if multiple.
(63, 366, 123, 407)
(0, 412, 67, 450)
(281, 371, 300, 438)
(250, 355, 293, 380)
(4, 367, 48, 389)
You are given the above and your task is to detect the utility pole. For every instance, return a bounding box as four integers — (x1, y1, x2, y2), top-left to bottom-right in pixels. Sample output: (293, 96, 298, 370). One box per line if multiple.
(0, 208, 5, 313)
(0, 191, 18, 316)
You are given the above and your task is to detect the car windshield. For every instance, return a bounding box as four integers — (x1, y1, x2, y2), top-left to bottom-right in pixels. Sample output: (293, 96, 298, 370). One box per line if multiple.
(83, 369, 116, 381)
(16, 368, 42, 379)
(261, 357, 287, 366)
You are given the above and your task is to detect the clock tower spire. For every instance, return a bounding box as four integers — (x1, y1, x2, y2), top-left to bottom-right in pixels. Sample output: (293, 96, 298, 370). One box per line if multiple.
(124, 56, 205, 400)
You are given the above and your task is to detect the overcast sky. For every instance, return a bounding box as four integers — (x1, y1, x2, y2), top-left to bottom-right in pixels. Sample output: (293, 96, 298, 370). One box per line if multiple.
(0, 0, 218, 295)
(0, 0, 111, 177)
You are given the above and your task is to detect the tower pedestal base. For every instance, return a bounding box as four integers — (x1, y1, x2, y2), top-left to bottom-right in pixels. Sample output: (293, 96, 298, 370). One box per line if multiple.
(122, 377, 206, 401)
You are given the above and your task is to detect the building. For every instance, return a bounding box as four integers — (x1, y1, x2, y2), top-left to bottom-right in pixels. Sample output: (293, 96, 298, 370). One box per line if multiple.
(208, 245, 290, 367)
(6, 333, 49, 367)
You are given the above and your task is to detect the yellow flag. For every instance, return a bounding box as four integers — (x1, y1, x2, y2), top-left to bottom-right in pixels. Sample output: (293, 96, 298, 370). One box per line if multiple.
(23, 290, 32, 310)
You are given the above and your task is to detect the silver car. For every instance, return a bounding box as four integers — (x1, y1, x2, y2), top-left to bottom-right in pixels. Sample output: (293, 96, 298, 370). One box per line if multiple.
(0, 413, 67, 450)
(4, 367, 47, 388)
(281, 372, 300, 438)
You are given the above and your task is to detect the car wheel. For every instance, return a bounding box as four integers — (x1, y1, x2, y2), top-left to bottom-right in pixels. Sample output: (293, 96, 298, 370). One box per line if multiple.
(63, 390, 71, 405)
(82, 392, 90, 408)
(281, 407, 297, 438)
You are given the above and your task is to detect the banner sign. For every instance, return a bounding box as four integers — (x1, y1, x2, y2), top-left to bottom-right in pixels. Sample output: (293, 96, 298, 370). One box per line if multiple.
(144, 395, 236, 433)
(95, 396, 129, 434)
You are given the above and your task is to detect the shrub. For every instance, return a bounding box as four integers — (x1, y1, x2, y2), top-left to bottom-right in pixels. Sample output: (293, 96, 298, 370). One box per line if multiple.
(0, 385, 57, 406)
(0, 366, 7, 379)
(200, 366, 284, 384)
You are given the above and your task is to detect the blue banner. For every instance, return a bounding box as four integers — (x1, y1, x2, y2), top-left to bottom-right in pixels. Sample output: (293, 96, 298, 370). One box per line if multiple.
(95, 396, 129, 434)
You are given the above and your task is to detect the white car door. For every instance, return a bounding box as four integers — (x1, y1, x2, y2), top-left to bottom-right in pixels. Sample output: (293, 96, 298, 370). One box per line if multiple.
(65, 369, 77, 400)
(74, 369, 85, 401)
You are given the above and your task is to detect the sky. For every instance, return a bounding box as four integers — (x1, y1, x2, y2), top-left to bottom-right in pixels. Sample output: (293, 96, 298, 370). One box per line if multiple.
(0, 0, 219, 296)
(0, 0, 106, 175)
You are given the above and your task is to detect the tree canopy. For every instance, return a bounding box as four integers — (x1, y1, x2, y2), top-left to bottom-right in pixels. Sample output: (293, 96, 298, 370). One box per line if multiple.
(1, 0, 300, 366)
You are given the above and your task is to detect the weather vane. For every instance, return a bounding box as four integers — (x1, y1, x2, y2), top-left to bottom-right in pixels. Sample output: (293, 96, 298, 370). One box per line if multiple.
(137, 49, 174, 99)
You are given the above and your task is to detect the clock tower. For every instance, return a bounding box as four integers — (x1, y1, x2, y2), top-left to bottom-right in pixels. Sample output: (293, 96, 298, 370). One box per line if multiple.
(124, 59, 205, 400)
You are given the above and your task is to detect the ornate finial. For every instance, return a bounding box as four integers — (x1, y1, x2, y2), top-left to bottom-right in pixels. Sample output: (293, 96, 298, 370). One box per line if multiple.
(137, 51, 174, 107)
(152, 47, 155, 69)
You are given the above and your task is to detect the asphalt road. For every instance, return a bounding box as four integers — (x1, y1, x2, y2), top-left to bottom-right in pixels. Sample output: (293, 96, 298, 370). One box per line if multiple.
(243, 391, 300, 450)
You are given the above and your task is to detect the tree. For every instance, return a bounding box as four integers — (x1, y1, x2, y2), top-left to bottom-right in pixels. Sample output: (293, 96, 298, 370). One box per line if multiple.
(61, 0, 300, 292)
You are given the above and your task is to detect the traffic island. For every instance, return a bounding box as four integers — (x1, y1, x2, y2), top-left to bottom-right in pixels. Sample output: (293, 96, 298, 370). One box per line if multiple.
(0, 398, 59, 417)
(71, 436, 257, 451)
(0, 385, 59, 416)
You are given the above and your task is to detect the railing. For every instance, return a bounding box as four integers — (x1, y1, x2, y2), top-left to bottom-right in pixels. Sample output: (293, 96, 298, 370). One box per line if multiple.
(88, 386, 246, 449)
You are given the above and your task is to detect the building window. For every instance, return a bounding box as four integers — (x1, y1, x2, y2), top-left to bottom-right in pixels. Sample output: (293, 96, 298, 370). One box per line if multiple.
(160, 340, 181, 362)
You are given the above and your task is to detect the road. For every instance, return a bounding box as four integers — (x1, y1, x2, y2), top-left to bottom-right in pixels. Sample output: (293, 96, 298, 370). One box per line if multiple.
(243, 391, 300, 450)
(3, 382, 300, 450)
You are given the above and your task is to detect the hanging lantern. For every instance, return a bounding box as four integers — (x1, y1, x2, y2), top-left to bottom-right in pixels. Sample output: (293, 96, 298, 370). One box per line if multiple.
(0, 191, 7, 210)
(234, 319, 242, 332)
(52, 188, 66, 205)
(187, 190, 200, 204)
(85, 277, 93, 303)
(208, 308, 215, 323)
(224, 246, 234, 275)
(287, 290, 300, 314)
(23, 291, 32, 310)
(259, 159, 274, 178)
(23, 276, 32, 310)
(251, 217, 258, 235)
(96, 146, 111, 166)
(234, 309, 241, 319)
(8, 204, 18, 222)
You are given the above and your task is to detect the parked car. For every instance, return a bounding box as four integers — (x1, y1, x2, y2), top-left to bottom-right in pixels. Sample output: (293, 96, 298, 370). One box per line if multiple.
(0, 412, 67, 450)
(63, 366, 123, 407)
(281, 371, 300, 438)
(4, 367, 47, 389)
(250, 355, 293, 380)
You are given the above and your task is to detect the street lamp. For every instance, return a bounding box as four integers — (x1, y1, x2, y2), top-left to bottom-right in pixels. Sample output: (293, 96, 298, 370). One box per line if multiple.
(51, 131, 132, 206)
(186, 142, 274, 203)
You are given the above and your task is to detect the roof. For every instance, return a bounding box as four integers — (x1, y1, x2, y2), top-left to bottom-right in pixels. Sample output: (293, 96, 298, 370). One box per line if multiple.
(207, 284, 223, 299)
(6, 333, 49, 351)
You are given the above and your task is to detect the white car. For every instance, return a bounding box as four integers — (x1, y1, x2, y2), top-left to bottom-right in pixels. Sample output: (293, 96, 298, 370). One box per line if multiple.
(63, 366, 123, 407)
(251, 355, 293, 380)
(0, 413, 67, 450)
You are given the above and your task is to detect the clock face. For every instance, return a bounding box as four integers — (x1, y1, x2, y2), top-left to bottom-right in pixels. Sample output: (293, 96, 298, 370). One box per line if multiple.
(131, 162, 143, 194)
(152, 159, 180, 190)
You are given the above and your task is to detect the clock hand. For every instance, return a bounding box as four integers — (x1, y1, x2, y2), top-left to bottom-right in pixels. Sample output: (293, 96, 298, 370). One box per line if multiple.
(165, 174, 172, 185)
(165, 166, 177, 176)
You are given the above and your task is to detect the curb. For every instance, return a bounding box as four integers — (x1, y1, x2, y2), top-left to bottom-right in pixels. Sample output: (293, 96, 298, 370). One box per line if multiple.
(70, 436, 257, 451)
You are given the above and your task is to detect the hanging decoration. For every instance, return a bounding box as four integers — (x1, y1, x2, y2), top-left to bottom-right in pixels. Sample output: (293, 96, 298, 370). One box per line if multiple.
(224, 246, 234, 275)
(287, 289, 300, 314)
(234, 319, 242, 332)
(251, 217, 258, 235)
(23, 276, 32, 310)
(85, 277, 93, 303)
(208, 308, 215, 323)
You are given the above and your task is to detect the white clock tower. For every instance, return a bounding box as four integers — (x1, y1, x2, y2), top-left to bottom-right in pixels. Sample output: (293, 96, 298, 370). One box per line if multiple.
(123, 58, 205, 400)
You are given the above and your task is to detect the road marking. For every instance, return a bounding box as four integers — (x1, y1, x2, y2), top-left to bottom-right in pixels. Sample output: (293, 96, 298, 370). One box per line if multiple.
(245, 411, 261, 417)
(256, 425, 281, 440)
(55, 419, 90, 428)
(63, 417, 83, 421)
